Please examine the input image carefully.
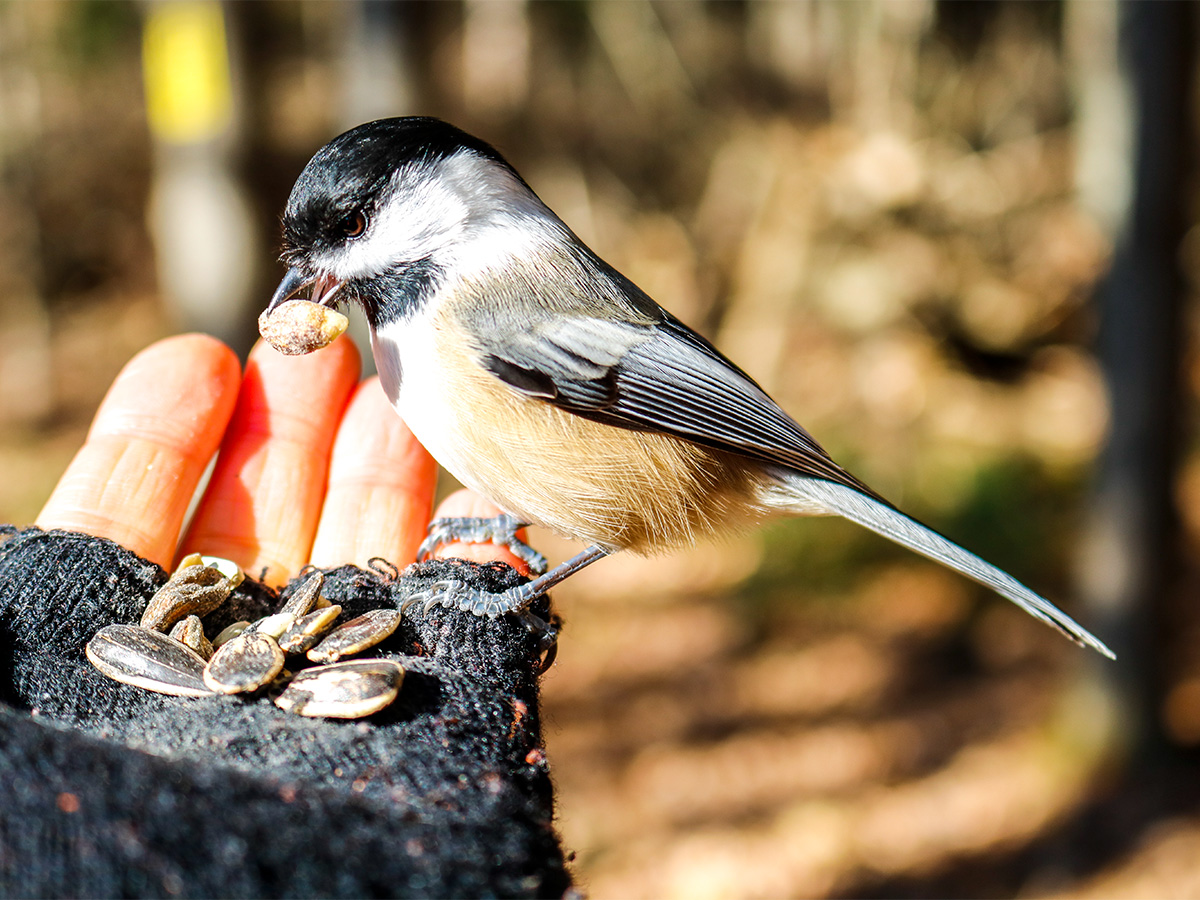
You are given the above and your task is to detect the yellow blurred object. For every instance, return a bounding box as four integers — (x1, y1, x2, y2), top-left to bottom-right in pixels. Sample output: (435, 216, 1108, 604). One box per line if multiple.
(142, 1, 232, 144)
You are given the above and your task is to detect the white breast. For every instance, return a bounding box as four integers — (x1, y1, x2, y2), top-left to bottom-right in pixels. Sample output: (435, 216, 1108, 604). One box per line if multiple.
(370, 304, 496, 500)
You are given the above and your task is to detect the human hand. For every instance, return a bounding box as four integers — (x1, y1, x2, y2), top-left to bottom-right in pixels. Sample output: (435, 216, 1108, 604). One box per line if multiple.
(35, 333, 528, 586)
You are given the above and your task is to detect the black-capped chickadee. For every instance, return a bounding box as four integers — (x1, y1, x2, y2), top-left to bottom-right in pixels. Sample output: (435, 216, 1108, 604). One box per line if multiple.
(267, 116, 1112, 659)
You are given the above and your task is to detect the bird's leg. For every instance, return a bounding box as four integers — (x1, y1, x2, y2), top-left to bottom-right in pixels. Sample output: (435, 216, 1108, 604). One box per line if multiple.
(417, 513, 549, 576)
(404, 544, 609, 620)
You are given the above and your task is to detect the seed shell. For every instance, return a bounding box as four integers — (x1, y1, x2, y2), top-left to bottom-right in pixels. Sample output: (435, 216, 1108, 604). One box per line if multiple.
(200, 556, 244, 586)
(280, 570, 325, 618)
(203, 631, 285, 694)
(212, 620, 251, 648)
(249, 612, 297, 639)
(306, 608, 402, 664)
(141, 563, 240, 632)
(274, 658, 404, 718)
(86, 624, 215, 698)
(176, 552, 204, 571)
(168, 615, 213, 660)
(258, 299, 349, 355)
(278, 604, 343, 654)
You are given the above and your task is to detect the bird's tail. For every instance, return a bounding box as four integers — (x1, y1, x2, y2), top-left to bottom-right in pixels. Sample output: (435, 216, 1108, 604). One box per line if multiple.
(784, 475, 1114, 659)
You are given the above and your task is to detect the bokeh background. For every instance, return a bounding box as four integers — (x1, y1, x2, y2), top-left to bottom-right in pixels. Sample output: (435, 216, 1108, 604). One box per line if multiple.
(1, 1, 1198, 896)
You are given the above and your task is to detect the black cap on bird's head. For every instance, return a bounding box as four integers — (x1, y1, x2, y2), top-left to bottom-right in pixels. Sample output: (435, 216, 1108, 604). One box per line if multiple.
(269, 117, 532, 328)
(281, 117, 514, 258)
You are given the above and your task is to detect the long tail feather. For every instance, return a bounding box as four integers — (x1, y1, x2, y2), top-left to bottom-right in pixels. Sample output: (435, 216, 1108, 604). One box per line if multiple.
(790, 476, 1114, 659)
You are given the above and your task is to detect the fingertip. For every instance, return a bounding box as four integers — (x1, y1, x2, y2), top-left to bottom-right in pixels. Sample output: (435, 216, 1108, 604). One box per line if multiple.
(90, 334, 242, 444)
(434, 488, 505, 521)
(249, 333, 361, 382)
(128, 333, 242, 392)
(38, 333, 244, 566)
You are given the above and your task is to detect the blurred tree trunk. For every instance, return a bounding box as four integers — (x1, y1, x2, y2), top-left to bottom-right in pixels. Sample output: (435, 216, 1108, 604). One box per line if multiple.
(143, 0, 261, 356)
(1071, 0, 1194, 756)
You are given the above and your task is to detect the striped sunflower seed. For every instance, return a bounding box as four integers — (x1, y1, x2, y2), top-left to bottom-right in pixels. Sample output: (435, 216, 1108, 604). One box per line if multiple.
(278, 604, 343, 654)
(86, 624, 215, 698)
(203, 631, 285, 694)
(273, 658, 404, 718)
(279, 570, 325, 618)
(306, 608, 401, 664)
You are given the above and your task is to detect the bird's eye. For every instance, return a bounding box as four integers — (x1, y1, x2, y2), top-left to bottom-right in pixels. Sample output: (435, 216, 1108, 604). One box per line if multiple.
(339, 211, 368, 239)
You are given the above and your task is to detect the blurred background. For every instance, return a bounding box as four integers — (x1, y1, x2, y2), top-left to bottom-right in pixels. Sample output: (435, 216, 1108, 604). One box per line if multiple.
(0, 1, 1198, 896)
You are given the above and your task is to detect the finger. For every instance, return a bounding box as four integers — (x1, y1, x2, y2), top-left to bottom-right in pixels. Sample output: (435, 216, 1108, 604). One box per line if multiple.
(431, 488, 533, 574)
(179, 338, 361, 586)
(37, 334, 241, 567)
(309, 377, 437, 570)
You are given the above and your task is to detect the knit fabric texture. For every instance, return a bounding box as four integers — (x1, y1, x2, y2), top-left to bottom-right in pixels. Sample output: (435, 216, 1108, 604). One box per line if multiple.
(0, 526, 570, 898)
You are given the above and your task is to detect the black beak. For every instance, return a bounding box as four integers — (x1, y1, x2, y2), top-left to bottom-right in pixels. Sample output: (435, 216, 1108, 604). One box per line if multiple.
(267, 267, 345, 314)
(267, 267, 312, 314)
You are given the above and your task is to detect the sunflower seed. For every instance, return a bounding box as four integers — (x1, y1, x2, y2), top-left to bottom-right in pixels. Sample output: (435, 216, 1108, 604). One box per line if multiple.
(258, 298, 349, 355)
(277, 604, 342, 654)
(274, 658, 404, 718)
(176, 552, 204, 570)
(203, 631, 285, 694)
(306, 608, 401, 664)
(141, 561, 242, 632)
(168, 615, 213, 660)
(280, 571, 325, 618)
(212, 620, 251, 648)
(248, 612, 296, 639)
(86, 625, 215, 698)
(200, 556, 245, 587)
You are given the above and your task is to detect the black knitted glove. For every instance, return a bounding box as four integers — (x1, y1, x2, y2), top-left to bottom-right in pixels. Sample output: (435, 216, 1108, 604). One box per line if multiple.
(0, 526, 570, 899)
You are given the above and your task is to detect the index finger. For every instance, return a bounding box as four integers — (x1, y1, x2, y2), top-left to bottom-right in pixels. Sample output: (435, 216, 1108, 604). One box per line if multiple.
(36, 334, 241, 567)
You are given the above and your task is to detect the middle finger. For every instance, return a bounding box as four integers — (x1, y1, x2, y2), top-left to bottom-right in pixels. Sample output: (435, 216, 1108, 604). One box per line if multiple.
(179, 338, 361, 585)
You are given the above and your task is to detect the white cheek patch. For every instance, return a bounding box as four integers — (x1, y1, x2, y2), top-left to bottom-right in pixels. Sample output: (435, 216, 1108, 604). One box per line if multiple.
(312, 163, 470, 280)
(311, 149, 575, 291)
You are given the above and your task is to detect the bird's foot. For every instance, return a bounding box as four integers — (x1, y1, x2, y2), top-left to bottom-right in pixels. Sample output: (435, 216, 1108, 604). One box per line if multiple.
(417, 514, 548, 576)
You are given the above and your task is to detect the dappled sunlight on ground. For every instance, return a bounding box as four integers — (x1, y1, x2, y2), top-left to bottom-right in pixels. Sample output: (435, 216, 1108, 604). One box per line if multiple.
(542, 544, 1116, 898)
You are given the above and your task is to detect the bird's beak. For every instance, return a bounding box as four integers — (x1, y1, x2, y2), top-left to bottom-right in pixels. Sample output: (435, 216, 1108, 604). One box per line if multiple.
(267, 267, 344, 314)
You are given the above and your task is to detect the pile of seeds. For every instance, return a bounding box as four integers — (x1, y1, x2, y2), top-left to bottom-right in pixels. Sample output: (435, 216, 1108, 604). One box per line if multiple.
(85, 555, 405, 720)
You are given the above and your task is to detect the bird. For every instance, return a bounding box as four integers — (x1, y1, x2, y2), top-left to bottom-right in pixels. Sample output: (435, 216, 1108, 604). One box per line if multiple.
(266, 116, 1113, 659)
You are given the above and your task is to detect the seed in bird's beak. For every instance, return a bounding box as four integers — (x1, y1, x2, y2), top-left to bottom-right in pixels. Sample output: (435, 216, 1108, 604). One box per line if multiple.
(258, 298, 349, 355)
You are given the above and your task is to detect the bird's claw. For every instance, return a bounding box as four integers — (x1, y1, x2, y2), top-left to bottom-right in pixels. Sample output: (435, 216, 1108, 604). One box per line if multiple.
(403, 578, 520, 617)
(417, 514, 549, 576)
(402, 578, 559, 672)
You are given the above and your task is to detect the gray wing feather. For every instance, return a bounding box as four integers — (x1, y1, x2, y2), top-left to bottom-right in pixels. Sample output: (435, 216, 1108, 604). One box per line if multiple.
(480, 306, 886, 500)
